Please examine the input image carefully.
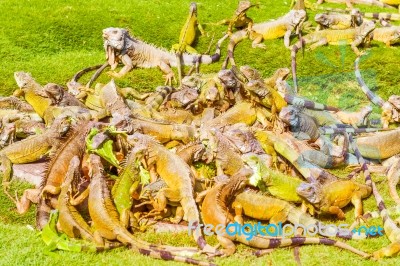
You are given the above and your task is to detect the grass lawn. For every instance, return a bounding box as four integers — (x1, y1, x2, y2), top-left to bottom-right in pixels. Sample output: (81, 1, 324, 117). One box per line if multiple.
(1, 0, 400, 265)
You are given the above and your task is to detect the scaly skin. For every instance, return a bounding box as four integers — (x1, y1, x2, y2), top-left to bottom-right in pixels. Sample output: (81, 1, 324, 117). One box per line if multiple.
(204, 101, 257, 128)
(223, 1, 257, 36)
(356, 128, 400, 159)
(171, 3, 204, 84)
(201, 173, 370, 257)
(223, 9, 307, 69)
(333, 105, 373, 128)
(35, 121, 94, 230)
(0, 96, 35, 112)
(348, 134, 400, 258)
(112, 149, 142, 228)
(317, 0, 396, 9)
(43, 83, 86, 108)
(291, 20, 375, 91)
(87, 154, 211, 265)
(103, 27, 227, 85)
(1, 116, 71, 202)
(127, 133, 219, 255)
(371, 26, 400, 47)
(315, 10, 363, 30)
(297, 179, 371, 220)
(387, 157, 400, 205)
(13, 72, 53, 118)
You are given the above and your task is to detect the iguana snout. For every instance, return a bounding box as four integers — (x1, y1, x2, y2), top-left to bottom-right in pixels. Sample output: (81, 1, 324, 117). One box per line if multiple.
(279, 106, 300, 127)
(296, 182, 321, 204)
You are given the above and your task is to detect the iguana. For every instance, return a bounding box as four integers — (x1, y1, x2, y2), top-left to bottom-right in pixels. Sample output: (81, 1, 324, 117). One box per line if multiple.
(317, 0, 396, 9)
(315, 9, 363, 30)
(35, 121, 95, 229)
(102, 27, 228, 85)
(57, 155, 122, 251)
(13, 71, 53, 118)
(371, 26, 400, 47)
(291, 20, 376, 91)
(348, 134, 400, 258)
(171, 2, 204, 85)
(87, 154, 213, 265)
(0, 96, 35, 112)
(200, 173, 370, 257)
(355, 56, 400, 128)
(127, 132, 219, 255)
(355, 128, 400, 159)
(297, 177, 371, 220)
(1, 116, 71, 203)
(43, 83, 86, 108)
(333, 105, 373, 127)
(223, 9, 307, 69)
(217, 1, 257, 36)
(386, 156, 400, 205)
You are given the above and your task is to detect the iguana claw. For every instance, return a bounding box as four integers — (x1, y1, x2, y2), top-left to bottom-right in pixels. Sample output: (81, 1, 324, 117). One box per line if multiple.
(163, 72, 176, 86)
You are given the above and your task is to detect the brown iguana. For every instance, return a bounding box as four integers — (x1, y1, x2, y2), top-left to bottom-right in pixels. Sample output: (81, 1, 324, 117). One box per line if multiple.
(1, 116, 71, 203)
(201, 173, 370, 257)
(127, 132, 219, 255)
(371, 26, 400, 47)
(355, 128, 400, 159)
(0, 96, 35, 112)
(223, 9, 307, 69)
(315, 9, 363, 30)
(291, 20, 376, 91)
(87, 154, 214, 265)
(35, 121, 95, 229)
(102, 27, 228, 85)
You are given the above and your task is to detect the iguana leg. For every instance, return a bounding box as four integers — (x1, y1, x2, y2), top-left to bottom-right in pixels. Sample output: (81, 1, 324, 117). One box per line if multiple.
(16, 188, 41, 214)
(217, 235, 236, 256)
(170, 206, 184, 224)
(41, 185, 61, 198)
(351, 194, 364, 221)
(232, 201, 244, 225)
(107, 54, 134, 78)
(249, 32, 266, 49)
(308, 39, 328, 51)
(70, 187, 90, 206)
(328, 206, 346, 220)
(158, 61, 176, 86)
(387, 159, 400, 205)
(373, 241, 400, 259)
(284, 30, 292, 49)
(270, 212, 289, 225)
(1, 156, 13, 193)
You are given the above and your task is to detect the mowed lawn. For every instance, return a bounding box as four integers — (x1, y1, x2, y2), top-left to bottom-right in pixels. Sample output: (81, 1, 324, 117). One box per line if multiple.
(0, 0, 400, 265)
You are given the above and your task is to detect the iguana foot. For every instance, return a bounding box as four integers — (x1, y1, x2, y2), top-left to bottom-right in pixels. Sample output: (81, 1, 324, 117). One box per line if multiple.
(106, 71, 123, 79)
(252, 43, 266, 49)
(163, 72, 176, 86)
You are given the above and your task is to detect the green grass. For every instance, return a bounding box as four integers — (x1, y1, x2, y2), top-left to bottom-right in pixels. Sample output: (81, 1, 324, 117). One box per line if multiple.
(1, 0, 400, 265)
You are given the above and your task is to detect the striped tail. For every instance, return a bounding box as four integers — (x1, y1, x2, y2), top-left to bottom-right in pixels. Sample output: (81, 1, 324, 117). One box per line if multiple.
(184, 33, 229, 67)
(145, 86, 175, 111)
(243, 235, 370, 258)
(354, 57, 385, 107)
(284, 94, 340, 111)
(291, 39, 305, 93)
(364, 12, 400, 21)
(222, 30, 248, 70)
(134, 246, 215, 266)
(320, 125, 391, 135)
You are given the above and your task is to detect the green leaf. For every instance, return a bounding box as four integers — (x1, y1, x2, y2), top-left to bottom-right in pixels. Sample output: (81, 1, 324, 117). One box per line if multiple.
(86, 128, 120, 168)
(139, 164, 150, 185)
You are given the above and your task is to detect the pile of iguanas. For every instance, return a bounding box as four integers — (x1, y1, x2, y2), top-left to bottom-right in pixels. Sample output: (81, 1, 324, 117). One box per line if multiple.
(2, 0, 400, 265)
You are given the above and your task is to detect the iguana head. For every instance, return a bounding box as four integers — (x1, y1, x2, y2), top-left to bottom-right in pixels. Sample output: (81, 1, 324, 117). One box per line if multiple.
(286, 9, 307, 35)
(279, 106, 300, 127)
(314, 13, 332, 28)
(235, 1, 253, 15)
(296, 181, 322, 204)
(356, 20, 376, 41)
(189, 2, 198, 15)
(43, 83, 64, 104)
(14, 71, 34, 89)
(103, 27, 130, 68)
(350, 8, 363, 27)
(218, 69, 238, 90)
(240, 65, 262, 81)
(50, 115, 72, 138)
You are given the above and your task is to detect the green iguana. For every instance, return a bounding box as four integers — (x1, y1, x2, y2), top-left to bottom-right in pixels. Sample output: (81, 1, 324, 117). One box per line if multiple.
(291, 20, 376, 91)
(171, 2, 204, 85)
(223, 9, 307, 69)
(13, 71, 53, 118)
(371, 26, 400, 47)
(1, 116, 71, 203)
(102, 27, 227, 85)
(315, 9, 363, 30)
(200, 174, 370, 257)
(217, 1, 257, 36)
(297, 177, 372, 220)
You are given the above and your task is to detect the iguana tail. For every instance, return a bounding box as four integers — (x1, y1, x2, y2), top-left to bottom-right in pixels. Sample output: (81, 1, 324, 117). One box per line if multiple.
(284, 94, 340, 111)
(319, 125, 391, 134)
(364, 12, 400, 21)
(145, 86, 175, 111)
(240, 235, 370, 258)
(349, 134, 400, 258)
(181, 34, 228, 68)
(222, 30, 248, 69)
(291, 38, 306, 92)
(354, 57, 385, 107)
(70, 63, 107, 84)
